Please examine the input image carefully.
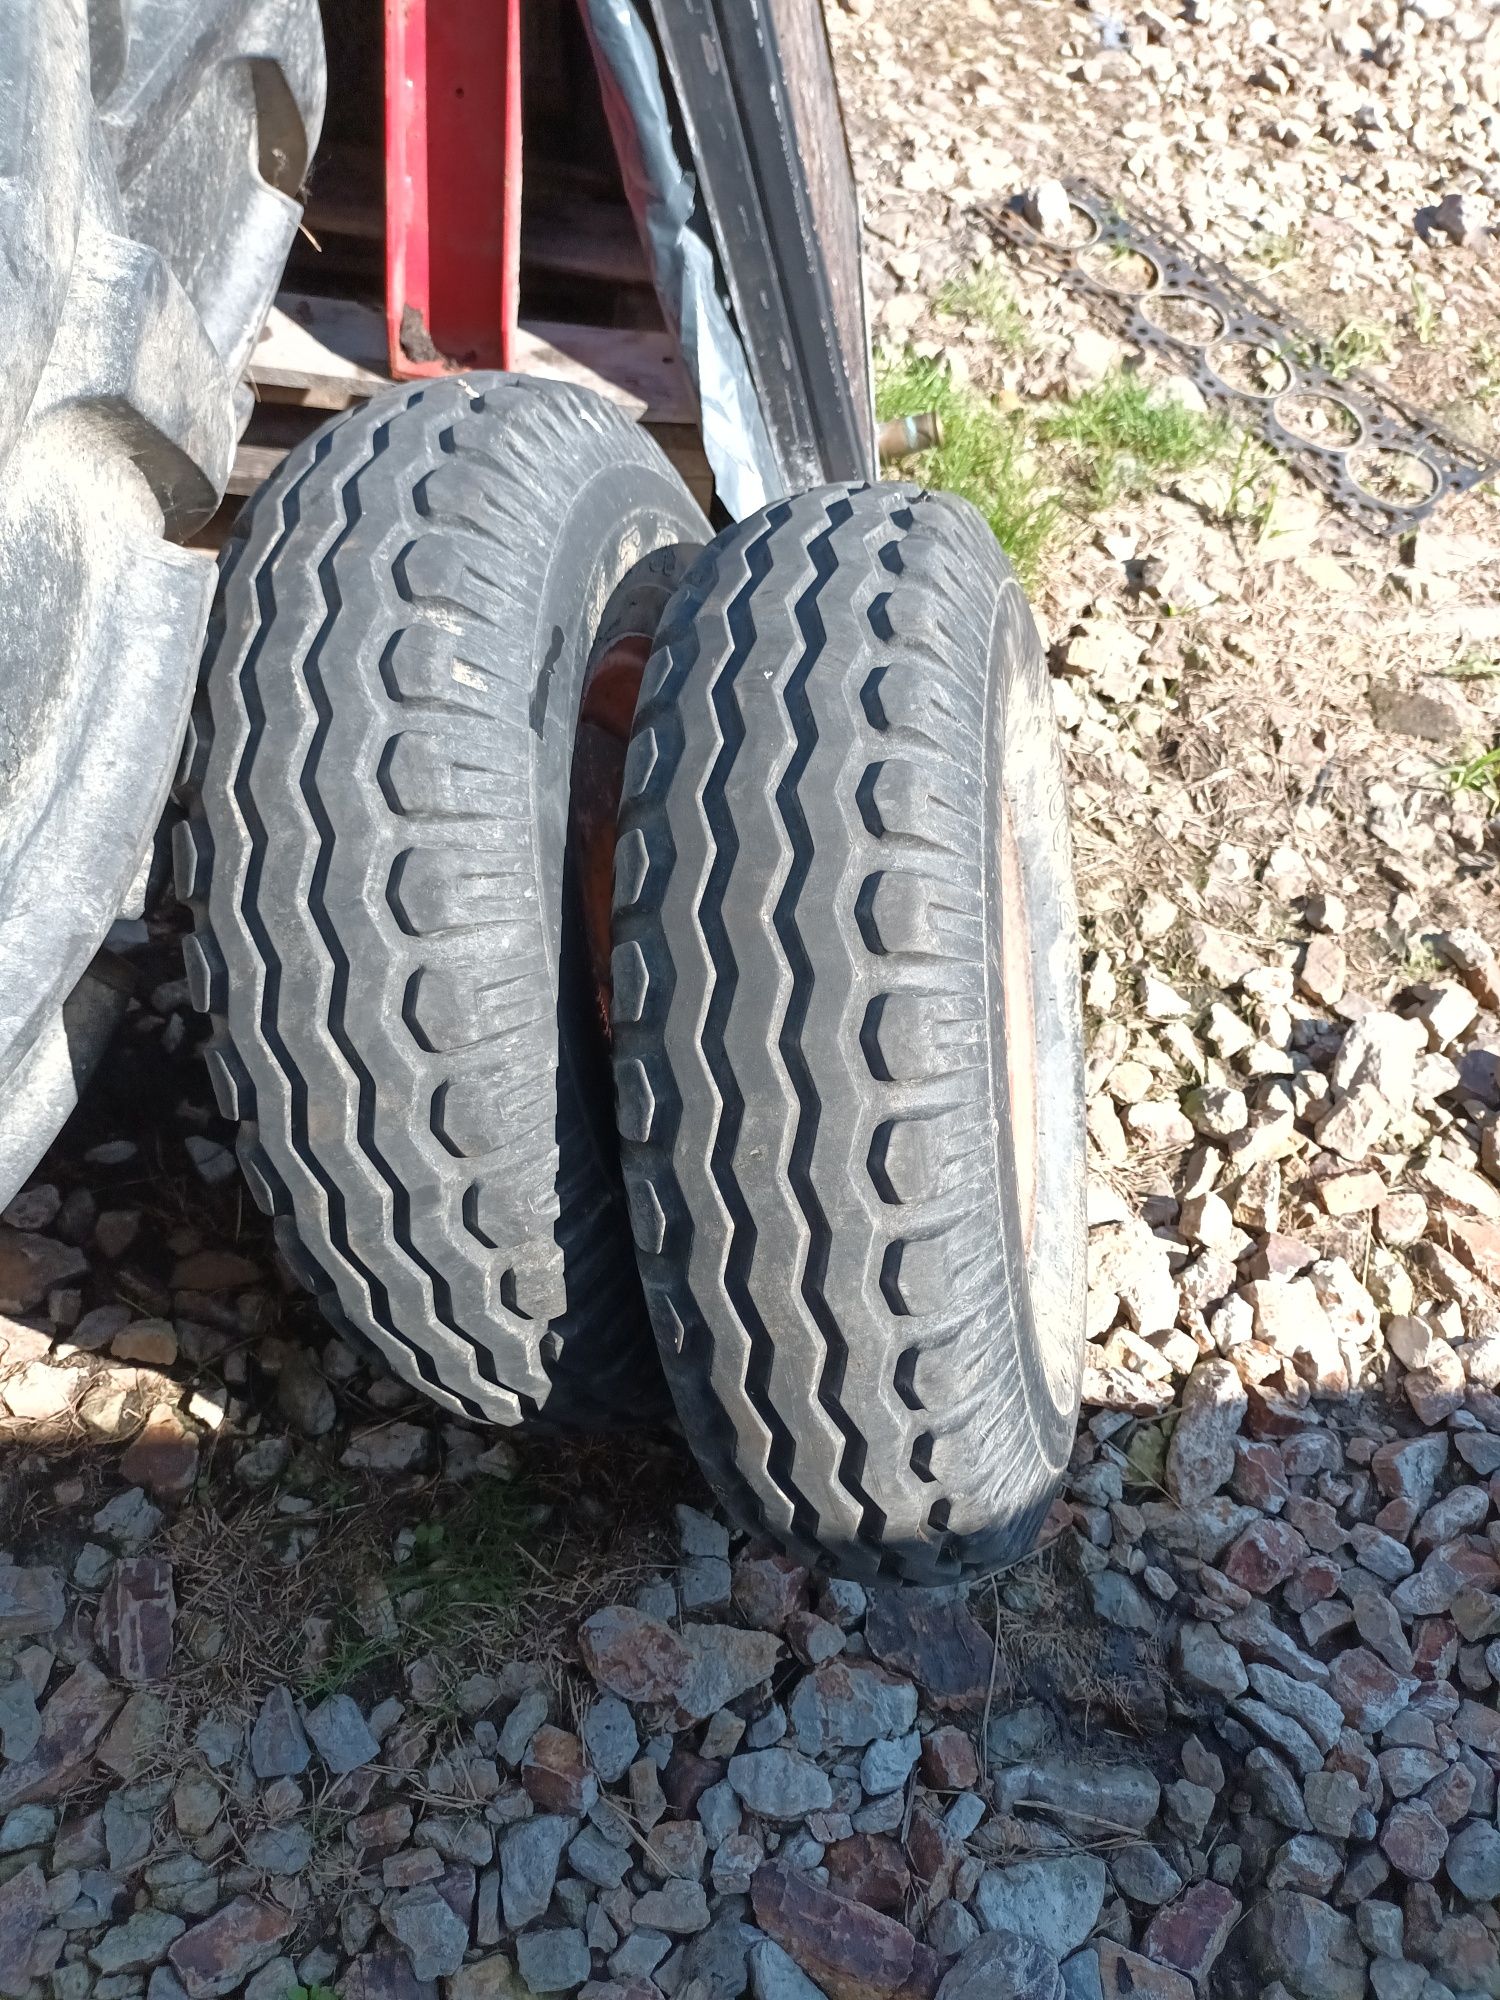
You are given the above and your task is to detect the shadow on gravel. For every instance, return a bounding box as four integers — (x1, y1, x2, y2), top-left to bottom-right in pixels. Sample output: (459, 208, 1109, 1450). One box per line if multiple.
(2, 878, 1497, 2000)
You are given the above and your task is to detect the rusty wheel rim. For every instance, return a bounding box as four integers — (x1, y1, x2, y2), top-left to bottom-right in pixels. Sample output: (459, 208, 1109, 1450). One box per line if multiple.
(571, 630, 654, 1039)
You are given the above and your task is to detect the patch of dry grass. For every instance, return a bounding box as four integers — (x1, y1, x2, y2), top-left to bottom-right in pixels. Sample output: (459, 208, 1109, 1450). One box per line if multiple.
(982, 1546, 1168, 1738)
(162, 1434, 687, 1724)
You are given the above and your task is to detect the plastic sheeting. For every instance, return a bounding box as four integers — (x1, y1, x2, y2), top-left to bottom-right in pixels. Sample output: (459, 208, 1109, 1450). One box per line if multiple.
(581, 0, 781, 520)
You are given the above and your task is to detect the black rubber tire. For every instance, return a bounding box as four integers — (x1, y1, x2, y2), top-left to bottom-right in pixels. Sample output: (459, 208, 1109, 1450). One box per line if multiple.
(612, 482, 1086, 1582)
(0, 0, 323, 1207)
(176, 375, 710, 1427)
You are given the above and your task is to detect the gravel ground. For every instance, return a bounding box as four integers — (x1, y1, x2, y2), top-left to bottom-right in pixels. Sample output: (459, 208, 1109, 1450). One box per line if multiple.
(3, 5, 1500, 1999)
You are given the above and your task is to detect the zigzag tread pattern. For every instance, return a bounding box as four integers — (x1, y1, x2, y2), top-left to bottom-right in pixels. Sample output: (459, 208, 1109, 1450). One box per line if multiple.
(613, 481, 1085, 1582)
(177, 373, 707, 1427)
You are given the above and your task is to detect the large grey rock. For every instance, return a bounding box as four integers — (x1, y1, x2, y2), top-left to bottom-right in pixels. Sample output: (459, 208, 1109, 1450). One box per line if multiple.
(1088, 1571, 1158, 1635)
(1244, 1892, 1366, 2000)
(1085, 1220, 1177, 1337)
(242, 1958, 297, 2000)
(860, 1730, 921, 1796)
(0, 1679, 40, 1764)
(276, 1352, 336, 1437)
(303, 1694, 378, 1773)
(248, 1688, 309, 1780)
(632, 1880, 711, 1935)
(1174, 1622, 1249, 1699)
(677, 1911, 760, 2000)
(105, 1777, 171, 1871)
(1266, 1835, 1342, 1897)
(0, 1231, 86, 1313)
(567, 1824, 630, 1890)
(987, 1706, 1056, 1766)
(676, 1624, 785, 1723)
(496, 1688, 548, 1768)
(929, 1901, 982, 1958)
(419, 1816, 493, 1868)
(786, 1660, 918, 1754)
(748, 1936, 829, 2000)
(1060, 1950, 1104, 2000)
(242, 1826, 312, 1875)
(513, 1929, 589, 1994)
(0, 1864, 49, 1997)
(499, 1815, 573, 1929)
(1234, 1699, 1322, 1776)
(382, 1885, 468, 1981)
(993, 1759, 1160, 1833)
(0, 1806, 53, 1855)
(698, 1778, 742, 1848)
(580, 1695, 637, 1785)
(341, 1422, 429, 1474)
(675, 1504, 730, 1559)
(0, 1565, 64, 1640)
(89, 1911, 187, 1974)
(1166, 1359, 1247, 1507)
(444, 1954, 526, 2000)
(1246, 1748, 1311, 1831)
(193, 1717, 242, 1770)
(91, 1488, 162, 1554)
(1245, 1665, 1343, 1754)
(168, 1899, 294, 2000)
(938, 1928, 1065, 2000)
(1320, 1013, 1425, 1159)
(1109, 1844, 1183, 1907)
(728, 1749, 833, 1822)
(609, 1929, 671, 1982)
(1446, 1819, 1500, 1902)
(973, 1857, 1108, 1959)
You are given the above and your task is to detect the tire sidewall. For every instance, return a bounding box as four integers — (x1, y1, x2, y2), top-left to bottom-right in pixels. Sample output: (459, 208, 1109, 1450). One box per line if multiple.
(533, 473, 713, 984)
(993, 561, 1087, 1470)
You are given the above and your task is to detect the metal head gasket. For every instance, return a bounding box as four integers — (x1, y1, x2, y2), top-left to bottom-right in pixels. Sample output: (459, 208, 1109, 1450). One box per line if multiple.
(991, 179, 1498, 535)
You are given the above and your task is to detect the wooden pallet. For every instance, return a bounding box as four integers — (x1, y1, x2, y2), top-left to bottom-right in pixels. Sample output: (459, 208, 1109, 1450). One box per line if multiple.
(231, 293, 710, 512)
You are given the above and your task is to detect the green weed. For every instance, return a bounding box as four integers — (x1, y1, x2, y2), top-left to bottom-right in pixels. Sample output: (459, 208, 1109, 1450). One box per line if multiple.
(1448, 744, 1500, 812)
(1220, 430, 1281, 527)
(298, 1478, 534, 1697)
(1400, 937, 1446, 983)
(934, 266, 1030, 352)
(298, 1629, 396, 1702)
(1323, 319, 1395, 380)
(1246, 228, 1304, 270)
(875, 353, 1057, 582)
(1444, 651, 1500, 681)
(1408, 278, 1438, 347)
(1472, 336, 1500, 408)
(1038, 372, 1227, 506)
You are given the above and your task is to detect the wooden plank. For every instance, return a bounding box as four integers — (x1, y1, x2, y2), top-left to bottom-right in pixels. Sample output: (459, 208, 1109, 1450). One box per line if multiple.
(510, 323, 695, 426)
(248, 293, 698, 429)
(227, 443, 292, 495)
(247, 296, 388, 404)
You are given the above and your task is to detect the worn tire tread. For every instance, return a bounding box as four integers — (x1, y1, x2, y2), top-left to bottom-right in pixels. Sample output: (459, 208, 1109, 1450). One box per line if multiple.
(613, 482, 1085, 1580)
(180, 373, 705, 1423)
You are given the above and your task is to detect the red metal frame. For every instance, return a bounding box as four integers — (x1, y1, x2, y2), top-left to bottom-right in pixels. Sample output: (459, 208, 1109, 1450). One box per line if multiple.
(383, 0, 523, 377)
